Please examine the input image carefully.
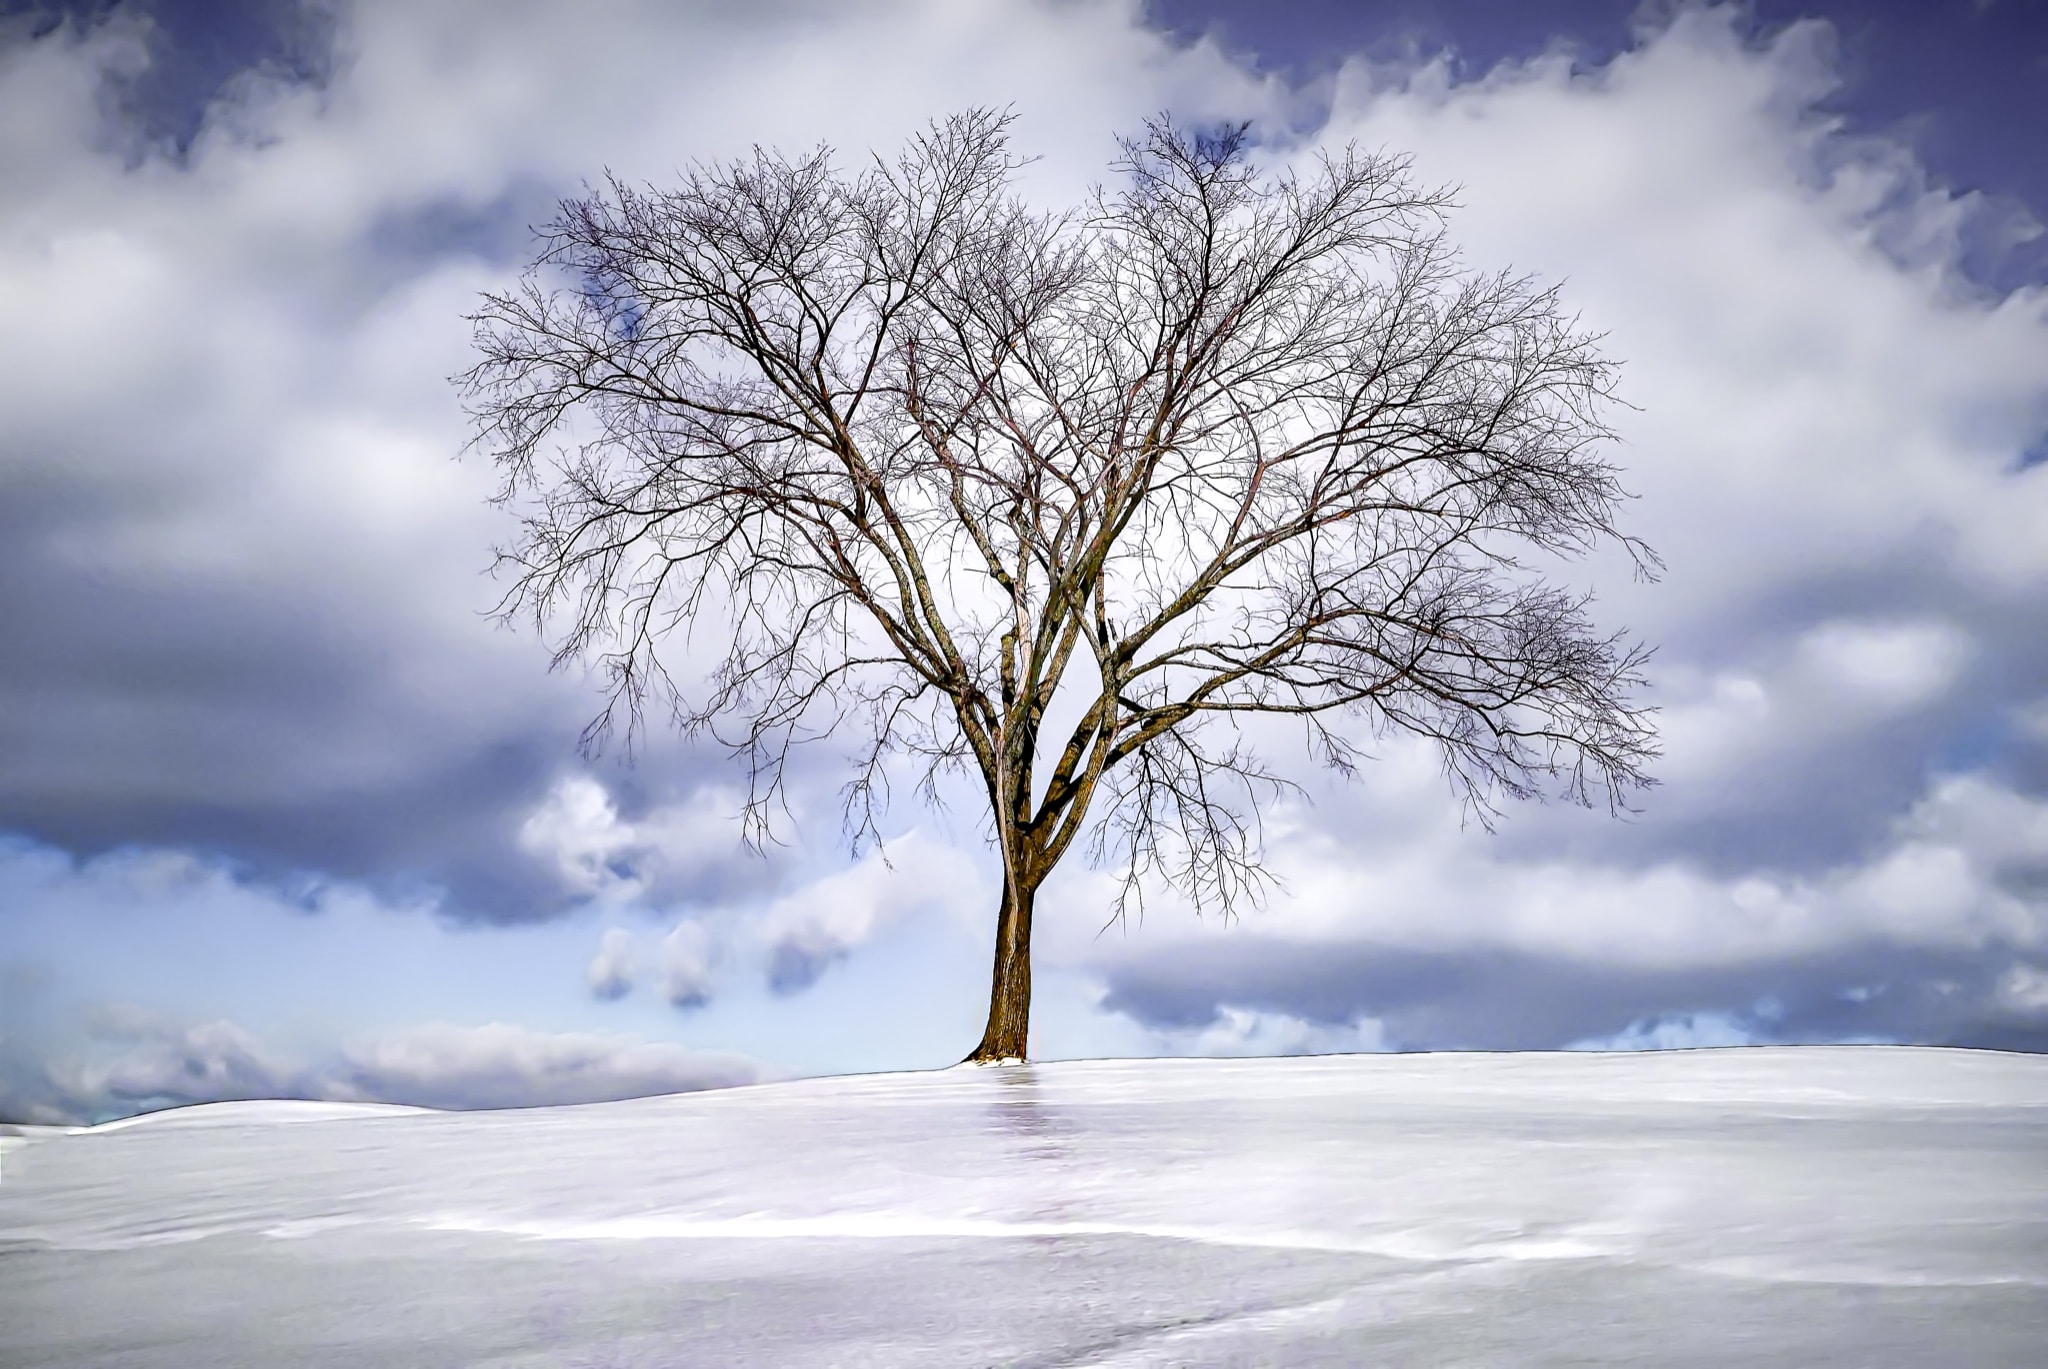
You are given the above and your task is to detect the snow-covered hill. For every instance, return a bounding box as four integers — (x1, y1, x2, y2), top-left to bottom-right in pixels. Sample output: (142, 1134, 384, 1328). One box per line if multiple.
(3, 1047, 2044, 1366)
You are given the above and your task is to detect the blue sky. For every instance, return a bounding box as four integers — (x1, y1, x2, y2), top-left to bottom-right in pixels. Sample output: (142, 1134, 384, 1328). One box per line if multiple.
(2, 0, 2045, 1123)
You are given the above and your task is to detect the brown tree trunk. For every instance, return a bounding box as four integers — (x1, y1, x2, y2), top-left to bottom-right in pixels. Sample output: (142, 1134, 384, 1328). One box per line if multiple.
(963, 872, 1034, 1062)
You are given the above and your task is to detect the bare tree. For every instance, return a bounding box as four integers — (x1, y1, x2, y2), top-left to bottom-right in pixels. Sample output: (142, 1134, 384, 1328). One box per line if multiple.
(463, 109, 1656, 1062)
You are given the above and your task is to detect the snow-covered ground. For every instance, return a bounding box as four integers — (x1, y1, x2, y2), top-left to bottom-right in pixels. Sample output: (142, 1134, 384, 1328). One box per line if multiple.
(2, 1047, 2044, 1366)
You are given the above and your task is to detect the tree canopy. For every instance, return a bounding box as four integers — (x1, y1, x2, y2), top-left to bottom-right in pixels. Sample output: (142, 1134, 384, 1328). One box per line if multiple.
(463, 110, 1657, 1059)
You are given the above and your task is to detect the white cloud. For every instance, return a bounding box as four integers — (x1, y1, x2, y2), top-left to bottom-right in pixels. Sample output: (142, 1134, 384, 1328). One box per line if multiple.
(1994, 964, 2048, 1017)
(335, 1020, 762, 1110)
(1, 1011, 765, 1124)
(585, 927, 637, 1000)
(1071, 756, 2048, 1053)
(747, 831, 990, 992)
(1568, 1012, 1760, 1052)
(44, 1009, 314, 1114)
(2015, 697, 2048, 743)
(659, 921, 716, 1009)
(1147, 1005, 1392, 1059)
(520, 779, 646, 900)
(1794, 620, 1971, 712)
(1315, 8, 2048, 635)
(1179, 771, 2046, 968)
(579, 919, 720, 1008)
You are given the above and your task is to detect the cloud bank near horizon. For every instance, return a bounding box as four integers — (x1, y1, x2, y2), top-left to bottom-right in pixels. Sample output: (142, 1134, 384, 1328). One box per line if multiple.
(0, 1009, 765, 1126)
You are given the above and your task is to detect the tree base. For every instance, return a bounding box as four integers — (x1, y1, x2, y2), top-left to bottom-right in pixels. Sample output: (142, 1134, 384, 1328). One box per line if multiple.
(969, 876, 1033, 1065)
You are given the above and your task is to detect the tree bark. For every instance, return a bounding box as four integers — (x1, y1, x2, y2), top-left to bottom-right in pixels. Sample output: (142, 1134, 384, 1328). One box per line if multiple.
(964, 872, 1034, 1061)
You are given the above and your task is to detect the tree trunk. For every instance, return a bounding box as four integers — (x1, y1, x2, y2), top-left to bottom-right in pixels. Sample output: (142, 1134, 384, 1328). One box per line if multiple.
(964, 872, 1034, 1062)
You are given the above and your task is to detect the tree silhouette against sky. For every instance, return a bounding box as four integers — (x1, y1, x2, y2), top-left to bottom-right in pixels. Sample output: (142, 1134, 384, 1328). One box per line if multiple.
(464, 110, 1657, 1061)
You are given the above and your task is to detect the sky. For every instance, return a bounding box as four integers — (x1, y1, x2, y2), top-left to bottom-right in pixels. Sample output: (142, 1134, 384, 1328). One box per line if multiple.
(0, 0, 2044, 1124)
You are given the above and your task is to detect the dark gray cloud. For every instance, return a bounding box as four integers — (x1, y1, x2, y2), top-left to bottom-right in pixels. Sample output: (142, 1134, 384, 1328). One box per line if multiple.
(0, 4, 904, 926)
(1494, 586, 2048, 879)
(767, 940, 841, 996)
(1153, 0, 2048, 292)
(0, 6, 818, 925)
(367, 182, 565, 272)
(0, 0, 337, 155)
(0, 6, 611, 922)
(0, 457, 594, 919)
(1099, 937, 2048, 1054)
